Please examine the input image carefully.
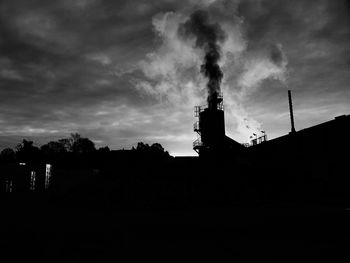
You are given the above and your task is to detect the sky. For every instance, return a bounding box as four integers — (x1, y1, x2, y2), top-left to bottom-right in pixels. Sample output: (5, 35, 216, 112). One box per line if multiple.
(0, 0, 349, 156)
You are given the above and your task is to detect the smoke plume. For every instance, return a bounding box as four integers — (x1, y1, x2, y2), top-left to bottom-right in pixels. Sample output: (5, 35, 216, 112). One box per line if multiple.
(178, 10, 227, 99)
(137, 1, 290, 144)
(237, 43, 288, 97)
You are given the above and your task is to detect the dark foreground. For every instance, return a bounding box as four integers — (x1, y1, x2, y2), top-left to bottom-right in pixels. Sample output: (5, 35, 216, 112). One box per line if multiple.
(1, 138, 350, 260)
(1, 195, 350, 261)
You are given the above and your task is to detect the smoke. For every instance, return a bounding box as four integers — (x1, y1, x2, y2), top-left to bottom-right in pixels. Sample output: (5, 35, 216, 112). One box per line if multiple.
(178, 10, 227, 98)
(237, 43, 288, 98)
(136, 1, 289, 143)
(136, 11, 204, 107)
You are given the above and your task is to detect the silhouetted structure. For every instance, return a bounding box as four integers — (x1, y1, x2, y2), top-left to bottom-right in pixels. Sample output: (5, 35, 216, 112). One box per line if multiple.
(193, 91, 245, 157)
(0, 162, 52, 193)
(248, 114, 350, 204)
(1, 114, 350, 259)
(288, 90, 296, 133)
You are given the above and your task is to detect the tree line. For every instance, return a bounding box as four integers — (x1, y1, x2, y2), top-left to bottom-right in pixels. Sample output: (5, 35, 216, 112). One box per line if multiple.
(0, 133, 170, 164)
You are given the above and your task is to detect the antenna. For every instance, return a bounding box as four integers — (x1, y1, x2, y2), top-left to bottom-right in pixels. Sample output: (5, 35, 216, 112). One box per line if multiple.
(288, 90, 296, 133)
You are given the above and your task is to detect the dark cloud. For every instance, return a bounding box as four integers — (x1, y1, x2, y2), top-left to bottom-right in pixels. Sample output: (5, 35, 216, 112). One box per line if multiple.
(269, 44, 285, 67)
(0, 0, 349, 155)
(238, 0, 350, 112)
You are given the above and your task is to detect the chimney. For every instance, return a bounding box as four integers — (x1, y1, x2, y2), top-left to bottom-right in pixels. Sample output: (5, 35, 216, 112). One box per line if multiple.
(288, 90, 296, 133)
(193, 91, 225, 155)
(207, 91, 222, 110)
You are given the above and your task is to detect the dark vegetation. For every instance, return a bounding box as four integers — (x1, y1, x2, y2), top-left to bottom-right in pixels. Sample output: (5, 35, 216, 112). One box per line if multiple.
(0, 133, 169, 164)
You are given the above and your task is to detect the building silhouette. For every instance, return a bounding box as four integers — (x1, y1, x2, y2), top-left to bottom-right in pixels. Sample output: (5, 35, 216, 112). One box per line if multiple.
(193, 91, 245, 158)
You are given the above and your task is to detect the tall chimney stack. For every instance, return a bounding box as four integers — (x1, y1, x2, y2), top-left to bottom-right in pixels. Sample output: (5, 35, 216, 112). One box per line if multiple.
(288, 90, 296, 133)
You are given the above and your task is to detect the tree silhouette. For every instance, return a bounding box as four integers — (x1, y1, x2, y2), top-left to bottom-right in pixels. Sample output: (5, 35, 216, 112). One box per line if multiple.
(150, 143, 165, 152)
(71, 137, 96, 154)
(97, 146, 110, 153)
(15, 139, 41, 162)
(136, 142, 149, 151)
(0, 148, 16, 163)
(42, 133, 96, 154)
(41, 141, 67, 155)
(134, 142, 170, 158)
(57, 138, 72, 152)
(150, 143, 170, 157)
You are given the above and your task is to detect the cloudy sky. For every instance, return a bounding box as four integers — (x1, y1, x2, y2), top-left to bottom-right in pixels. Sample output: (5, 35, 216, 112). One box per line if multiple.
(0, 0, 349, 155)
